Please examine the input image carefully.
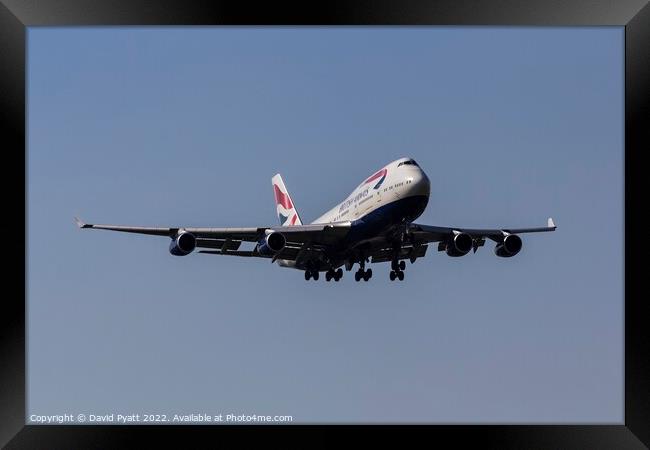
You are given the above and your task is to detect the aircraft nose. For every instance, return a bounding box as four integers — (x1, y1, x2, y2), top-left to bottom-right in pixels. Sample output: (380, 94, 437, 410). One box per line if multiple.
(407, 170, 430, 197)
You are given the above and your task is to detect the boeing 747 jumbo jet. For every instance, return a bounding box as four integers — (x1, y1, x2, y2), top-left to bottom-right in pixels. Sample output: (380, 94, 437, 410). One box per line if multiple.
(75, 157, 556, 282)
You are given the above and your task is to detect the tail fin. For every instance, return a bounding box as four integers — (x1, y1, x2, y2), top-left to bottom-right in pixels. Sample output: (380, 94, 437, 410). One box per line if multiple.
(272, 174, 303, 226)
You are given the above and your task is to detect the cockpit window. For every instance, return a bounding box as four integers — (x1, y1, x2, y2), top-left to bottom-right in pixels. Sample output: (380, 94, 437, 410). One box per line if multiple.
(398, 159, 419, 168)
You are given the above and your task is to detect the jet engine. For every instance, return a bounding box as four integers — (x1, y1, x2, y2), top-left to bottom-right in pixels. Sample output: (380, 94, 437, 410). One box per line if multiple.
(446, 232, 473, 257)
(256, 231, 286, 256)
(494, 234, 522, 257)
(169, 231, 197, 256)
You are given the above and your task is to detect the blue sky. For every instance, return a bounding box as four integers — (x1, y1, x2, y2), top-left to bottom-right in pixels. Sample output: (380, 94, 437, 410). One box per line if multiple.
(27, 27, 623, 423)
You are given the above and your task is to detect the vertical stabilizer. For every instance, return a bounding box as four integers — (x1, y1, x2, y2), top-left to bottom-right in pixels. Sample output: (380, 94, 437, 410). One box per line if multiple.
(271, 174, 303, 226)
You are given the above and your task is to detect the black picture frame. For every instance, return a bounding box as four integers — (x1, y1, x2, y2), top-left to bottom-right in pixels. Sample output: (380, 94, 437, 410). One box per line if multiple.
(2, 1, 648, 447)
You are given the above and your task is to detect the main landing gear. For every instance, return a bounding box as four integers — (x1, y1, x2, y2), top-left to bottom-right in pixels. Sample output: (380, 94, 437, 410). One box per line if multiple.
(325, 268, 343, 282)
(354, 268, 372, 282)
(389, 259, 406, 281)
(305, 268, 343, 281)
(304, 269, 319, 281)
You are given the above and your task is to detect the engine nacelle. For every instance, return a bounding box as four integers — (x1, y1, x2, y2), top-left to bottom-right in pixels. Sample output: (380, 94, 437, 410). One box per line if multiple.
(256, 231, 286, 256)
(169, 231, 196, 256)
(446, 232, 473, 257)
(494, 234, 522, 257)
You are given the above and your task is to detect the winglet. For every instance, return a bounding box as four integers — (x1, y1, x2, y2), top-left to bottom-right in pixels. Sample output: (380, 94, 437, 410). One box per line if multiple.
(547, 217, 556, 229)
(74, 216, 90, 229)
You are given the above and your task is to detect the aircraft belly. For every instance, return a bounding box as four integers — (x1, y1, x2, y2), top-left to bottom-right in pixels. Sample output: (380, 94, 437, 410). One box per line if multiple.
(346, 194, 429, 244)
(277, 195, 429, 271)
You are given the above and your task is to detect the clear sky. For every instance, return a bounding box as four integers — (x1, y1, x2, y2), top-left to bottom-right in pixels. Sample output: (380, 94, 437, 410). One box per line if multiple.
(27, 27, 623, 423)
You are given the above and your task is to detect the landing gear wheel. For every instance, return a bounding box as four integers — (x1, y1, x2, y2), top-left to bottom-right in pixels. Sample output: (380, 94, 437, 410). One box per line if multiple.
(363, 268, 372, 281)
(326, 271, 332, 282)
(397, 270, 404, 281)
(355, 270, 362, 282)
(391, 260, 398, 271)
(389, 271, 396, 281)
(305, 271, 311, 281)
(399, 260, 406, 271)
(312, 271, 319, 281)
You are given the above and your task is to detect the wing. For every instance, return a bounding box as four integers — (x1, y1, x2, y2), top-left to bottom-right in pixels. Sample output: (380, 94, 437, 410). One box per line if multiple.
(409, 217, 557, 243)
(363, 217, 556, 264)
(74, 216, 351, 260)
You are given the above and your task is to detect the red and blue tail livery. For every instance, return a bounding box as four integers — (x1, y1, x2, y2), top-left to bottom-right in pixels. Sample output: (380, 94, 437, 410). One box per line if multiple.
(76, 157, 556, 282)
(272, 174, 302, 227)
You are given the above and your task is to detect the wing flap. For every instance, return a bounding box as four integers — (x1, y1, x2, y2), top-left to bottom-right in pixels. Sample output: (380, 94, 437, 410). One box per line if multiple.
(185, 227, 264, 241)
(370, 244, 428, 263)
(198, 250, 259, 257)
(195, 238, 242, 251)
(276, 223, 351, 246)
(198, 245, 304, 260)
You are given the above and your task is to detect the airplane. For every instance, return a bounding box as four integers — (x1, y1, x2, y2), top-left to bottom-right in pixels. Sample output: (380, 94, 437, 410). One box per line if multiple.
(75, 157, 556, 282)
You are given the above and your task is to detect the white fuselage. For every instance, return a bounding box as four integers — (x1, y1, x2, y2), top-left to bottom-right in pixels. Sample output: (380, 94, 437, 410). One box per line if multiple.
(312, 157, 430, 224)
(277, 157, 430, 270)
